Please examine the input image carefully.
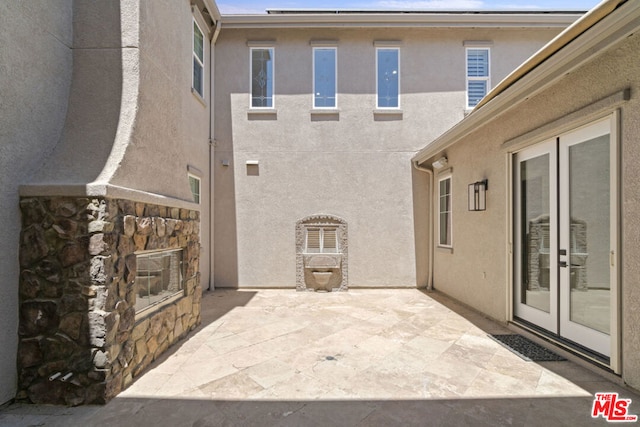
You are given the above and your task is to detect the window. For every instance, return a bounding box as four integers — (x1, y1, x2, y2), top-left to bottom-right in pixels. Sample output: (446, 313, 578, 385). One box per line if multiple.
(306, 227, 338, 253)
(376, 48, 400, 108)
(135, 249, 184, 314)
(438, 175, 452, 247)
(188, 174, 200, 204)
(251, 47, 274, 108)
(313, 47, 337, 108)
(466, 47, 490, 108)
(192, 20, 205, 98)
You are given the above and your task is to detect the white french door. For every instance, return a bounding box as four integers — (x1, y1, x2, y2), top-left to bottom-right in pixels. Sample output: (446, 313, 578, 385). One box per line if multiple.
(514, 140, 558, 333)
(514, 117, 617, 360)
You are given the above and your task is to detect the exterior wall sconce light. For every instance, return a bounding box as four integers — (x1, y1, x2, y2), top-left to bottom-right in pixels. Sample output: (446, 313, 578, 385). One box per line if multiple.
(468, 179, 488, 211)
(432, 156, 448, 169)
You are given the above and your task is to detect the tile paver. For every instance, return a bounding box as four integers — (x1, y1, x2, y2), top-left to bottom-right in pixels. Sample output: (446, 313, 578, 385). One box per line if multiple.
(1, 288, 638, 426)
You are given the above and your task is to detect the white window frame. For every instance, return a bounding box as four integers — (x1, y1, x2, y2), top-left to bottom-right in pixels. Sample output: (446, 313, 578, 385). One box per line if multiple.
(438, 173, 453, 248)
(466, 46, 491, 109)
(376, 47, 401, 109)
(188, 174, 201, 204)
(192, 19, 205, 99)
(250, 47, 275, 109)
(312, 47, 337, 109)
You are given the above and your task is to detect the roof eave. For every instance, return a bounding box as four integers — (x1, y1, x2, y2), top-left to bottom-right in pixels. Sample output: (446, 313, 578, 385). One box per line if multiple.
(220, 12, 581, 29)
(413, 0, 639, 165)
(203, 0, 222, 21)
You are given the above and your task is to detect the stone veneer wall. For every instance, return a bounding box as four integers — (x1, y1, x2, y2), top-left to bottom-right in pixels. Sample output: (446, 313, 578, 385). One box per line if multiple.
(17, 197, 200, 405)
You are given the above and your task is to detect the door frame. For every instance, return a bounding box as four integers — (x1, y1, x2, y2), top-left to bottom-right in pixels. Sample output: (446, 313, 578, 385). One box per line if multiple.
(512, 140, 559, 333)
(508, 112, 620, 373)
(558, 118, 616, 358)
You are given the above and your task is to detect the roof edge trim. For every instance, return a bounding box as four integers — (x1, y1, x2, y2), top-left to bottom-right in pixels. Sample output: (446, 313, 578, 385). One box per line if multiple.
(413, 0, 638, 164)
(220, 13, 581, 29)
(473, 0, 626, 110)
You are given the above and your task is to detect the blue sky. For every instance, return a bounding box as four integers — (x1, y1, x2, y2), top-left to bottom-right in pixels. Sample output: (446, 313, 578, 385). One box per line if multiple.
(217, 0, 602, 14)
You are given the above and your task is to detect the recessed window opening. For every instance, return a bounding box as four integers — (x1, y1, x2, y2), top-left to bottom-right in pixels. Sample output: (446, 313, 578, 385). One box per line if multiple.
(313, 47, 337, 108)
(306, 227, 338, 253)
(376, 48, 400, 108)
(135, 249, 184, 315)
(251, 47, 274, 108)
(466, 47, 490, 108)
(438, 174, 453, 247)
(192, 20, 205, 98)
(188, 174, 201, 204)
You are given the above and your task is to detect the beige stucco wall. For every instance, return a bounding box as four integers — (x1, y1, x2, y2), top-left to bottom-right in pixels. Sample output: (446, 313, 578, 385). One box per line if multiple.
(27, 0, 212, 285)
(31, 0, 209, 201)
(2, 0, 213, 403)
(213, 26, 560, 288)
(110, 0, 213, 288)
(423, 30, 640, 388)
(0, 1, 74, 404)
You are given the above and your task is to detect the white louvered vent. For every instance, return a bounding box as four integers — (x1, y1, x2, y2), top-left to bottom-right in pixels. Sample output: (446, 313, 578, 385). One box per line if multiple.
(306, 228, 321, 253)
(305, 227, 338, 253)
(323, 228, 338, 253)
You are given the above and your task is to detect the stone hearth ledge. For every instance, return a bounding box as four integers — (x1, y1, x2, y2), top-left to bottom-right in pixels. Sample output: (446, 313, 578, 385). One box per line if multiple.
(19, 183, 199, 212)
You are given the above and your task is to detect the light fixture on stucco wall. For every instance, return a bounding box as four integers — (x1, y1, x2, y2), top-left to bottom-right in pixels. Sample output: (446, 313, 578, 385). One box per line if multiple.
(468, 179, 488, 211)
(431, 156, 448, 169)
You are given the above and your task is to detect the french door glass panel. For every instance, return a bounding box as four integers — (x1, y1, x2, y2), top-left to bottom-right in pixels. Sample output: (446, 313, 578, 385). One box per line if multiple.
(514, 117, 615, 358)
(514, 141, 558, 333)
(559, 119, 612, 356)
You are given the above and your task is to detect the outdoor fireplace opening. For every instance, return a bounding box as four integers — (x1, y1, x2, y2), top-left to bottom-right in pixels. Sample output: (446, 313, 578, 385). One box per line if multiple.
(134, 248, 185, 315)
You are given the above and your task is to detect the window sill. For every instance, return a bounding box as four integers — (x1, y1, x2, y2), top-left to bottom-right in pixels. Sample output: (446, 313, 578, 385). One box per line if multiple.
(248, 109, 278, 120)
(374, 109, 403, 121)
(310, 108, 340, 115)
(310, 109, 340, 121)
(191, 88, 207, 107)
(436, 246, 454, 254)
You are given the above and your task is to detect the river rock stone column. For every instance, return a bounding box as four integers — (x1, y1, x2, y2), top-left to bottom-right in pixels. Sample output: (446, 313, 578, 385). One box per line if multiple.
(18, 197, 200, 405)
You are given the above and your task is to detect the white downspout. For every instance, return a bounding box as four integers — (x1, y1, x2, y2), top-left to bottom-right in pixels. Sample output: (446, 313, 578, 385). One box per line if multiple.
(207, 19, 221, 291)
(413, 160, 434, 291)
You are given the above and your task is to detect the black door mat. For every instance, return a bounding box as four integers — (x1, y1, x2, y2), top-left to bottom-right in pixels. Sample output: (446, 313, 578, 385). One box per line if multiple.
(490, 334, 566, 362)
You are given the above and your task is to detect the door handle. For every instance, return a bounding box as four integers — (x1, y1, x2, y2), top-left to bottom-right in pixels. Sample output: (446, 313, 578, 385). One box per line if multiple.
(559, 261, 568, 268)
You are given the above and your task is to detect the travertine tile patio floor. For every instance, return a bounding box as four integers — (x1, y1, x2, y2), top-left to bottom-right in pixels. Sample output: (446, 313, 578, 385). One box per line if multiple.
(1, 289, 638, 426)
